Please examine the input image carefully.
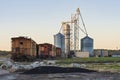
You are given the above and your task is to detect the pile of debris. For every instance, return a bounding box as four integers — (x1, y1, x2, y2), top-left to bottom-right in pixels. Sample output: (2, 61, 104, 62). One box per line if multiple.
(0, 60, 56, 72)
(0, 60, 91, 74)
(23, 66, 96, 74)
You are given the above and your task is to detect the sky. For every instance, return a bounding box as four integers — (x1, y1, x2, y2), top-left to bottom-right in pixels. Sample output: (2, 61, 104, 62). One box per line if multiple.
(0, 0, 120, 51)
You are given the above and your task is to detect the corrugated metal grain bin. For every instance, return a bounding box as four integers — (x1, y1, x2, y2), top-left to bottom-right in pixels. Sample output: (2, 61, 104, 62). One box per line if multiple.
(54, 33, 65, 53)
(81, 36, 94, 57)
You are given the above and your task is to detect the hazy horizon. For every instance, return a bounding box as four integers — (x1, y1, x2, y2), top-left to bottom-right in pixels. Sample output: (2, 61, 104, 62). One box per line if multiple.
(0, 0, 120, 51)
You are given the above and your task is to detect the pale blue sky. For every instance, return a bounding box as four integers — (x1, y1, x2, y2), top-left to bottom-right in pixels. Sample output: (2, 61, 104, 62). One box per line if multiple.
(0, 0, 120, 50)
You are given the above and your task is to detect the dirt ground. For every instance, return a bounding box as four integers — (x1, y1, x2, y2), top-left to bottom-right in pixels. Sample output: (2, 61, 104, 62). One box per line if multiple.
(0, 72, 120, 80)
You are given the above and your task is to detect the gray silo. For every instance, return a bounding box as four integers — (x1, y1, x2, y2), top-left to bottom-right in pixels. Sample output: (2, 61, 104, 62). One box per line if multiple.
(54, 33, 65, 55)
(81, 36, 94, 57)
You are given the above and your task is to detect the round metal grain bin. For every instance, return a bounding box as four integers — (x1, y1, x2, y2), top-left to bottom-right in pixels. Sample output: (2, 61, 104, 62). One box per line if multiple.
(81, 36, 94, 57)
(54, 33, 65, 53)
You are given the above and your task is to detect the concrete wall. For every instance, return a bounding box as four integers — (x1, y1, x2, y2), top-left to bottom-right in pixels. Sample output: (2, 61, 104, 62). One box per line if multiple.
(94, 49, 108, 57)
(112, 55, 120, 57)
(75, 52, 89, 58)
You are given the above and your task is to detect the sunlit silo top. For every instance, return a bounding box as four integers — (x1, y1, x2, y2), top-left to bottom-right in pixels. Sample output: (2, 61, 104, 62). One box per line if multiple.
(63, 23, 70, 35)
(54, 33, 65, 53)
(81, 36, 94, 57)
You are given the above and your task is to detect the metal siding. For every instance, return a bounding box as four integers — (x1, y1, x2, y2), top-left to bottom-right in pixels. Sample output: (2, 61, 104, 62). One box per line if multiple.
(54, 33, 65, 53)
(81, 36, 94, 57)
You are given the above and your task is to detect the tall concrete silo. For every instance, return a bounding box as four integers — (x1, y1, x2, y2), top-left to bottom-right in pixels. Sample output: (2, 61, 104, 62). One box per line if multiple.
(63, 23, 70, 57)
(81, 36, 94, 57)
(54, 33, 65, 55)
